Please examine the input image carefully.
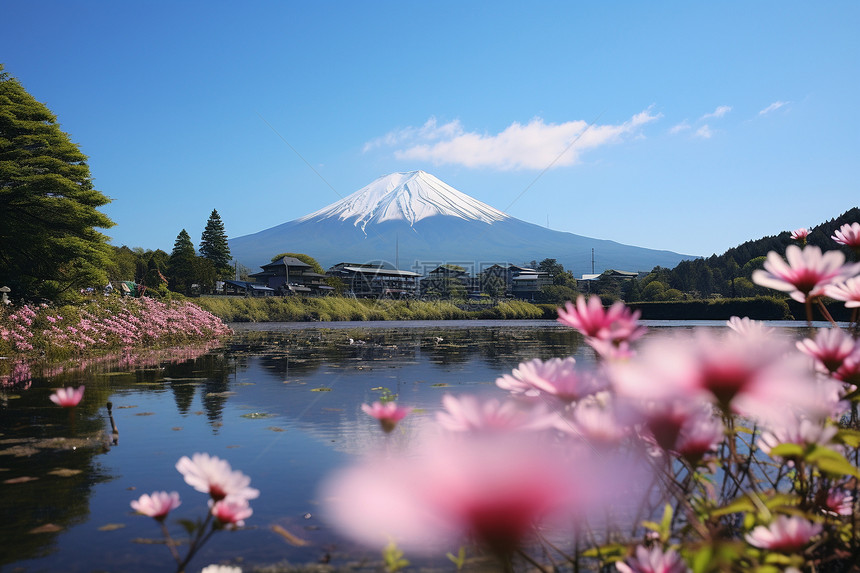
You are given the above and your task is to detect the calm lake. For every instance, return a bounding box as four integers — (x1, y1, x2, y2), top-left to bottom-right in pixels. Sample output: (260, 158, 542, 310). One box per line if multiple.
(0, 319, 822, 572)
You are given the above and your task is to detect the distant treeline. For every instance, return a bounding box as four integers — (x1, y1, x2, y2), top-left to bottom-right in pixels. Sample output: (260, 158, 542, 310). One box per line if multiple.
(618, 207, 860, 303)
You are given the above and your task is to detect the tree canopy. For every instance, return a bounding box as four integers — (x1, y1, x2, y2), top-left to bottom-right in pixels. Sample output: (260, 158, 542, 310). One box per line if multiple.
(168, 229, 196, 294)
(0, 64, 115, 301)
(270, 252, 324, 274)
(199, 209, 231, 276)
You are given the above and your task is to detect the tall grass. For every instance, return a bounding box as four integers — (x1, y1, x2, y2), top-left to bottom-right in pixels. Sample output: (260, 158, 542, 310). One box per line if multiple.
(195, 296, 543, 322)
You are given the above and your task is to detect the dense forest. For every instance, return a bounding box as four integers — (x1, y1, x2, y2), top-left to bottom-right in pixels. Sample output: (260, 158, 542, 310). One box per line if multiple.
(591, 207, 860, 303)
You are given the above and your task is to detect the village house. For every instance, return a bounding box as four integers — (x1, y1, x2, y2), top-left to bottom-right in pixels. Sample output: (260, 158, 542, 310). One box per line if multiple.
(248, 257, 335, 296)
(326, 263, 421, 298)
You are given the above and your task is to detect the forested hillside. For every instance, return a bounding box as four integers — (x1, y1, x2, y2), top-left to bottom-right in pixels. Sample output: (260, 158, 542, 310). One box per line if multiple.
(622, 207, 860, 302)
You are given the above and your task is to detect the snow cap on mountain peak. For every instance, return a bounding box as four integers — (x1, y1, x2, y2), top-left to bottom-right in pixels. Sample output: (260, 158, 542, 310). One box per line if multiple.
(297, 170, 510, 233)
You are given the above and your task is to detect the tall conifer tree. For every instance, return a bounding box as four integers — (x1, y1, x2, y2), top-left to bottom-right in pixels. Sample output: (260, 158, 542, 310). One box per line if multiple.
(168, 229, 196, 294)
(199, 209, 231, 275)
(0, 64, 115, 301)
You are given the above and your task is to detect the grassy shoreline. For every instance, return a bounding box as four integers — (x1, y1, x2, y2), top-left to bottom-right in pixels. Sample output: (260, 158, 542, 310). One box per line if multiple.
(194, 296, 548, 322)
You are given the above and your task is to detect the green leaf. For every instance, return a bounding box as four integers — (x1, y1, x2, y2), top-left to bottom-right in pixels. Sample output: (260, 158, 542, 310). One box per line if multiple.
(767, 443, 805, 458)
(834, 428, 860, 447)
(177, 519, 197, 535)
(711, 495, 756, 517)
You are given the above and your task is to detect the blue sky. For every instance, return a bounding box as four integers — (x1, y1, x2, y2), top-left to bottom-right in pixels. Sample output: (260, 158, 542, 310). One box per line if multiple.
(2, 1, 858, 260)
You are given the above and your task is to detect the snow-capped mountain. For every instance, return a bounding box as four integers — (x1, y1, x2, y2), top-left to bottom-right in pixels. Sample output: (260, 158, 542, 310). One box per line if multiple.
(228, 171, 695, 274)
(297, 171, 509, 231)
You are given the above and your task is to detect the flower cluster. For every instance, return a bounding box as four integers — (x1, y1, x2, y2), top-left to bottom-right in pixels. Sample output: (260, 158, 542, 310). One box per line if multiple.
(0, 296, 231, 360)
(322, 227, 860, 571)
(131, 453, 256, 572)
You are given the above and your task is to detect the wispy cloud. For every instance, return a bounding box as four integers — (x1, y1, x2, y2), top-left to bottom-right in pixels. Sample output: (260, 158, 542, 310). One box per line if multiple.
(701, 105, 732, 120)
(366, 110, 662, 170)
(759, 101, 788, 115)
(669, 121, 691, 134)
(695, 125, 713, 139)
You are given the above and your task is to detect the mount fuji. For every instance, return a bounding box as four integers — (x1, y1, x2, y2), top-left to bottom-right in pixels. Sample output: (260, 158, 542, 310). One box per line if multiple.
(228, 171, 695, 275)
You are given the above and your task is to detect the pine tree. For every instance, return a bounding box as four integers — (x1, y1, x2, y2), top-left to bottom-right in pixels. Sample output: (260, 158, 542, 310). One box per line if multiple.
(168, 229, 196, 294)
(0, 64, 115, 301)
(199, 209, 231, 276)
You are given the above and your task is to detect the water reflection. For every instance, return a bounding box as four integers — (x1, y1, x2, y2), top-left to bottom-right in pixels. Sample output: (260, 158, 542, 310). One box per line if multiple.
(1, 321, 596, 571)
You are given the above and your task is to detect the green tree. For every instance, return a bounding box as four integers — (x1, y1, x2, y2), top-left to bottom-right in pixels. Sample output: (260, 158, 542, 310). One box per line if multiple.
(270, 252, 325, 274)
(0, 64, 115, 301)
(199, 209, 231, 276)
(168, 229, 196, 294)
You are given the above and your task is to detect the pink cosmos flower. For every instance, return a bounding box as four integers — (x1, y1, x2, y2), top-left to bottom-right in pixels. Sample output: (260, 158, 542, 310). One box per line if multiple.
(835, 352, 860, 386)
(726, 316, 775, 338)
(797, 328, 860, 374)
(616, 545, 691, 573)
(559, 393, 630, 446)
(610, 329, 818, 426)
(790, 228, 809, 242)
(757, 416, 838, 459)
(825, 276, 860, 308)
(823, 488, 854, 516)
(833, 222, 860, 250)
(436, 394, 557, 433)
(745, 515, 822, 552)
(49, 385, 85, 407)
(557, 296, 646, 344)
(752, 245, 860, 303)
(175, 453, 259, 502)
(210, 497, 253, 527)
(496, 357, 606, 404)
(674, 414, 724, 465)
(321, 434, 631, 557)
(361, 401, 412, 433)
(130, 491, 181, 521)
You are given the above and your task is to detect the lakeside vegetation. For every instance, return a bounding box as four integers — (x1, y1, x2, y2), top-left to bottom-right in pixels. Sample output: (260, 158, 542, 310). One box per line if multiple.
(195, 295, 545, 322)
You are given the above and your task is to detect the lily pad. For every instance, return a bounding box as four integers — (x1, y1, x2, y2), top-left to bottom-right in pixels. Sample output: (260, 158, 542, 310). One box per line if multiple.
(29, 523, 62, 534)
(98, 523, 126, 531)
(240, 412, 274, 419)
(311, 387, 332, 392)
(48, 468, 82, 477)
(4, 475, 38, 484)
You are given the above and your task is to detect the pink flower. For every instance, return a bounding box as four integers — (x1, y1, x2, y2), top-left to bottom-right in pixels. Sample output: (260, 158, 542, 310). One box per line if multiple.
(726, 316, 774, 337)
(833, 222, 860, 250)
(797, 328, 860, 374)
(752, 245, 860, 303)
(49, 385, 85, 407)
(130, 491, 181, 521)
(496, 357, 606, 404)
(175, 453, 259, 502)
(616, 545, 690, 573)
(745, 515, 822, 552)
(825, 276, 860, 308)
(436, 394, 557, 433)
(210, 497, 253, 527)
(321, 434, 630, 557)
(610, 329, 819, 426)
(835, 353, 860, 385)
(557, 296, 646, 344)
(823, 488, 854, 516)
(361, 401, 412, 433)
(790, 228, 809, 242)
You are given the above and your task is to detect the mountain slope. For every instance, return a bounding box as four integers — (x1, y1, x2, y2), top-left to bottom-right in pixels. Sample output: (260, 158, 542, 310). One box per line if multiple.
(229, 171, 695, 274)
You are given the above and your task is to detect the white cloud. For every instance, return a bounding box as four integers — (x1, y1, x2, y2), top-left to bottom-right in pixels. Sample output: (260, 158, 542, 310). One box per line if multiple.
(362, 117, 464, 152)
(701, 105, 732, 120)
(669, 121, 691, 134)
(366, 110, 661, 171)
(759, 101, 788, 115)
(695, 125, 713, 139)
